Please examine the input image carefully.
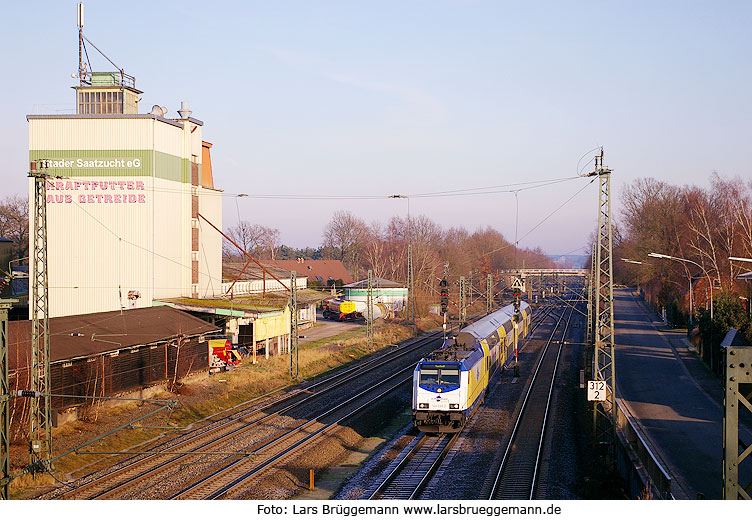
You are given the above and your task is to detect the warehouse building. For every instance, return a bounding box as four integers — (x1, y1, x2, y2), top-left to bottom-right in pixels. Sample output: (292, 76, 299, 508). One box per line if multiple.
(344, 277, 408, 314)
(159, 262, 330, 358)
(28, 70, 222, 319)
(8, 306, 220, 426)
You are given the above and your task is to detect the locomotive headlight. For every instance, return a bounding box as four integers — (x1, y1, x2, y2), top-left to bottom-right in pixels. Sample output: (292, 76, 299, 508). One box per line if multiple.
(449, 404, 459, 409)
(419, 403, 429, 409)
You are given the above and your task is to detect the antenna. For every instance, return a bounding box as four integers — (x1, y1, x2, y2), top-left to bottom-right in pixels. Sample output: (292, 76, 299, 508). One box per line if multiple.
(77, 2, 85, 86)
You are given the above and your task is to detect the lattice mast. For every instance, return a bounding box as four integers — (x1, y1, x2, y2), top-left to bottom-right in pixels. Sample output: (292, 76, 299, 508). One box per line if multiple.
(1, 301, 12, 499)
(459, 276, 467, 327)
(29, 162, 52, 469)
(289, 271, 299, 378)
(582, 149, 616, 446)
(587, 242, 596, 346)
(486, 274, 493, 314)
(367, 270, 374, 350)
(407, 245, 414, 324)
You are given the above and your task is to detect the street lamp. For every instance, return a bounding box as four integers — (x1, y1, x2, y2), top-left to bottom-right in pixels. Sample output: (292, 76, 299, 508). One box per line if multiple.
(620, 258, 644, 265)
(648, 252, 714, 323)
(730, 257, 752, 321)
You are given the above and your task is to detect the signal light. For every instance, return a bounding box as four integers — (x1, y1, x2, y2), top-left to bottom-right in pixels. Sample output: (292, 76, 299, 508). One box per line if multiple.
(440, 279, 449, 314)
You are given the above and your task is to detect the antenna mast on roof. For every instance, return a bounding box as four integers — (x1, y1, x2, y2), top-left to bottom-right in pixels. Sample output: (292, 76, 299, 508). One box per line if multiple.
(77, 2, 85, 86)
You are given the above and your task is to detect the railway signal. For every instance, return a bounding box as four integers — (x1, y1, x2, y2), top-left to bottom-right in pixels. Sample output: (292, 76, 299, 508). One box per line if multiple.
(439, 279, 449, 314)
(439, 278, 449, 339)
(511, 277, 524, 377)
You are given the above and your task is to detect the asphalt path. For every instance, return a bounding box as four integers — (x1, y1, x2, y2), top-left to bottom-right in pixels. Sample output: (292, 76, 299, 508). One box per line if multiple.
(614, 289, 722, 499)
(299, 313, 363, 344)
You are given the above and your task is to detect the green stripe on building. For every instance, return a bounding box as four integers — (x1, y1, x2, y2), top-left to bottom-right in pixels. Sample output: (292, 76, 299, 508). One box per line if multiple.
(29, 149, 190, 183)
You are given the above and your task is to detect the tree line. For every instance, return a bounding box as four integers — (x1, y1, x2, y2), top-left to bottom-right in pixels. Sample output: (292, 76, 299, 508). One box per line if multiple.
(615, 174, 752, 373)
(0, 195, 28, 262)
(226, 210, 557, 311)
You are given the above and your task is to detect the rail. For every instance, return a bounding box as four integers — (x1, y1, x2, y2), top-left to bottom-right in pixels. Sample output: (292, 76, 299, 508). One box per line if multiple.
(80, 70, 136, 89)
(44, 333, 442, 499)
(489, 303, 572, 499)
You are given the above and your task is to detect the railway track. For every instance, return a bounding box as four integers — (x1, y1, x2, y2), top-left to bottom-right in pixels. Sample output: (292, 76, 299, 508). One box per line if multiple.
(367, 432, 459, 499)
(160, 306, 556, 499)
(44, 332, 443, 500)
(487, 300, 576, 500)
(362, 303, 559, 501)
(44, 302, 556, 500)
(170, 365, 417, 499)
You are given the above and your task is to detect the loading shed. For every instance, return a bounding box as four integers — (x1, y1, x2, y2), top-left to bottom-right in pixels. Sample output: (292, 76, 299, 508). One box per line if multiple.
(8, 306, 220, 426)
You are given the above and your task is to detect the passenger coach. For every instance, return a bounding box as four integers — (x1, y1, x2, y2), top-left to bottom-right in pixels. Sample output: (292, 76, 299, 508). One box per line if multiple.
(412, 302, 531, 432)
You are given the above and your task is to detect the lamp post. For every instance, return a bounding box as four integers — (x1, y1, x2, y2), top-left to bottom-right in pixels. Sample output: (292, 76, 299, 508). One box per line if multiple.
(648, 252, 712, 322)
(729, 257, 752, 321)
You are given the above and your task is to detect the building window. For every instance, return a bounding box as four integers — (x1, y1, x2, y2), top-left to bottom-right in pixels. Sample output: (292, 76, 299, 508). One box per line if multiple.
(191, 284, 199, 295)
(191, 218, 199, 228)
(77, 89, 124, 115)
(192, 251, 199, 262)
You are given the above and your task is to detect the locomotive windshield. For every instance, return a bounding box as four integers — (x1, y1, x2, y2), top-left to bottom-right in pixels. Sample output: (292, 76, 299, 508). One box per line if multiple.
(419, 364, 460, 386)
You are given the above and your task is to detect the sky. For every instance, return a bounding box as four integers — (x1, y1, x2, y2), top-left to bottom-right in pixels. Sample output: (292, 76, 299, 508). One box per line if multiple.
(2, 1, 750, 255)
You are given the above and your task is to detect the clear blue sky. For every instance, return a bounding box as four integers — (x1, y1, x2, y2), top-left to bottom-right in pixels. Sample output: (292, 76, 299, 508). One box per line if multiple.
(3, 1, 750, 255)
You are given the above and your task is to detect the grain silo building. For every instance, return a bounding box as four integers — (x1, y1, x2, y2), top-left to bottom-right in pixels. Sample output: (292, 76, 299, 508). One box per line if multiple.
(28, 70, 223, 318)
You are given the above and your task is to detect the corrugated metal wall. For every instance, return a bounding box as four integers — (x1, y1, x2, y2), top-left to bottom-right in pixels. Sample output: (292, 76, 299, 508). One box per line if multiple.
(254, 308, 290, 341)
(9, 338, 208, 412)
(151, 176, 190, 300)
(28, 116, 213, 316)
(198, 186, 223, 298)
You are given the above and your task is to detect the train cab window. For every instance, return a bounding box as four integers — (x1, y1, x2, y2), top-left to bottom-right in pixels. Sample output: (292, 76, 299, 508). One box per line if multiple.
(420, 365, 459, 386)
(441, 369, 460, 385)
(420, 368, 439, 386)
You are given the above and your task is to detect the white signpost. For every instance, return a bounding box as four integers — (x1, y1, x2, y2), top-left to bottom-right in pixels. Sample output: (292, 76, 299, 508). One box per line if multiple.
(587, 380, 607, 401)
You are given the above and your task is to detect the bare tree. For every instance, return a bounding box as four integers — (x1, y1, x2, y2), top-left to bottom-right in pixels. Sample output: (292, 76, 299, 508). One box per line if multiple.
(224, 220, 281, 260)
(322, 211, 369, 271)
(0, 194, 29, 261)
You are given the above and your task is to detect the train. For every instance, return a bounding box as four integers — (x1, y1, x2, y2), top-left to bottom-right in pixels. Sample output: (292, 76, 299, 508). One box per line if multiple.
(412, 301, 531, 433)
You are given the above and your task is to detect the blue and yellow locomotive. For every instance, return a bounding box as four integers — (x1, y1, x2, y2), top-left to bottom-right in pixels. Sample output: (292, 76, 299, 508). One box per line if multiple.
(412, 302, 531, 432)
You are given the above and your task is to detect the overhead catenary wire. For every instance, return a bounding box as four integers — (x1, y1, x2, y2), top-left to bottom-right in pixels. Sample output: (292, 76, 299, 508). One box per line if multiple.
(53, 171, 594, 280)
(47, 174, 581, 201)
(454, 178, 597, 264)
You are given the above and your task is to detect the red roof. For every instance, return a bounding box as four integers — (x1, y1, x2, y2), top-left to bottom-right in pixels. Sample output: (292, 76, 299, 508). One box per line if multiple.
(259, 259, 354, 285)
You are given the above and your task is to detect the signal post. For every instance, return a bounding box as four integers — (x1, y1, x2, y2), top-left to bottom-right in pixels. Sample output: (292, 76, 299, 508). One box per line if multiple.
(511, 277, 524, 377)
(440, 278, 449, 340)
